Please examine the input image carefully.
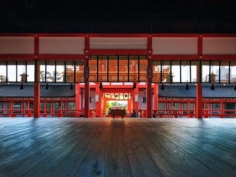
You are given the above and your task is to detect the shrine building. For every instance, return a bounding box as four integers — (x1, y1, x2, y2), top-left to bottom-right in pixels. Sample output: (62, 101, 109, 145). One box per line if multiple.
(0, 34, 236, 118)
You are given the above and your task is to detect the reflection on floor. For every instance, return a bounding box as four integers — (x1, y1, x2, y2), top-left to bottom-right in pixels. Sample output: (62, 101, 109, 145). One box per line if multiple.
(0, 118, 236, 177)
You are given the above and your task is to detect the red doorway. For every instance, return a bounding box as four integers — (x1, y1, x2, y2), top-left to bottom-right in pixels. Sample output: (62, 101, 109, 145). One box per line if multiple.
(102, 91, 132, 117)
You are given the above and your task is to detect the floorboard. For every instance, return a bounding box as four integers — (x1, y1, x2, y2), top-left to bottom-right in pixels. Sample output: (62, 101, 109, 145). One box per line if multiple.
(0, 118, 236, 177)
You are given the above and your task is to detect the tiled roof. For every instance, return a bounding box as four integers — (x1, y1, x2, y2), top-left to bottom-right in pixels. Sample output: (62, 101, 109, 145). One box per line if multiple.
(159, 84, 236, 98)
(0, 84, 75, 98)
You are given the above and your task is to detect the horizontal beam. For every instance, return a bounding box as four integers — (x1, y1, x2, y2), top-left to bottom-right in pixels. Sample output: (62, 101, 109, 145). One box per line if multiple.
(151, 55, 200, 60)
(0, 54, 86, 60)
(1, 33, 236, 37)
(1, 33, 236, 60)
(87, 49, 149, 55)
(101, 88, 134, 92)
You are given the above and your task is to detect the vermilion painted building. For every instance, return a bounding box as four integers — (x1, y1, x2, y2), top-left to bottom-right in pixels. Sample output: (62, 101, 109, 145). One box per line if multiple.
(0, 34, 236, 118)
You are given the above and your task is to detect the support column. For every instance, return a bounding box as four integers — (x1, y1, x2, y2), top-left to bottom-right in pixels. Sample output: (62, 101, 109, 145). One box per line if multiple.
(128, 99, 131, 115)
(84, 34, 90, 118)
(84, 82, 90, 118)
(133, 82, 139, 113)
(95, 82, 101, 117)
(153, 84, 159, 111)
(34, 83, 40, 118)
(146, 82, 152, 118)
(75, 83, 80, 116)
(196, 37, 203, 119)
(103, 97, 107, 115)
(34, 35, 40, 118)
(146, 56, 153, 118)
(81, 89, 84, 111)
(99, 91, 103, 117)
(196, 83, 203, 118)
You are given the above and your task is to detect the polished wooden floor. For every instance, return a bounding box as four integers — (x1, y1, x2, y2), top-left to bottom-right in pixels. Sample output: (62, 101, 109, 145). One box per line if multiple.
(0, 118, 236, 177)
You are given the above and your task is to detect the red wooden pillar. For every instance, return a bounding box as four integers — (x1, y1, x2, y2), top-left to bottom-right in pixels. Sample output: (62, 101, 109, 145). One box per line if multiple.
(75, 83, 80, 116)
(81, 89, 84, 111)
(84, 34, 90, 118)
(95, 82, 101, 117)
(128, 99, 131, 114)
(83, 41, 90, 117)
(196, 83, 203, 118)
(146, 50, 153, 118)
(103, 97, 107, 112)
(34, 83, 40, 118)
(153, 84, 158, 111)
(146, 82, 152, 118)
(147, 35, 153, 118)
(196, 36, 203, 118)
(133, 83, 139, 113)
(84, 82, 90, 118)
(33, 34, 40, 118)
(99, 91, 103, 117)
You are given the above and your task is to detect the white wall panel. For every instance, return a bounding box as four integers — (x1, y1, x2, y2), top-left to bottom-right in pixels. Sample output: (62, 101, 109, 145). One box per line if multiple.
(203, 37, 236, 54)
(39, 37, 84, 54)
(90, 37, 147, 49)
(152, 37, 198, 54)
(90, 91, 96, 110)
(0, 37, 34, 54)
(138, 91, 146, 110)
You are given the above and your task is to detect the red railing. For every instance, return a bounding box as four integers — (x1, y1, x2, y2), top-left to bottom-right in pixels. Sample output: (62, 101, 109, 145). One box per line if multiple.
(2, 109, 235, 118)
(152, 109, 236, 118)
(0, 109, 33, 117)
(203, 109, 236, 118)
(0, 109, 83, 117)
(152, 109, 195, 118)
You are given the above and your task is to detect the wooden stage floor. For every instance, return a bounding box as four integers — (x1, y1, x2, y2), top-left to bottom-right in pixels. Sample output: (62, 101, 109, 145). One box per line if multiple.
(0, 118, 236, 177)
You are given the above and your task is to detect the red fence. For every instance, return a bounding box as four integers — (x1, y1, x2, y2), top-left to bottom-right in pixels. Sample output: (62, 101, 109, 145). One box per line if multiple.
(1, 108, 235, 118)
(152, 109, 195, 118)
(0, 109, 83, 117)
(152, 109, 236, 118)
(203, 109, 236, 118)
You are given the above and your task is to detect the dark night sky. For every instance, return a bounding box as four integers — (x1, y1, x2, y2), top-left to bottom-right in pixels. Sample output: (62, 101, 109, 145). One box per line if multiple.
(0, 0, 236, 33)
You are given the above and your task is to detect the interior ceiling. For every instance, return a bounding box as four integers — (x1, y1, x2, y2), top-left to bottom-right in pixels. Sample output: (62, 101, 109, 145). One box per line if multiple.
(0, 0, 236, 33)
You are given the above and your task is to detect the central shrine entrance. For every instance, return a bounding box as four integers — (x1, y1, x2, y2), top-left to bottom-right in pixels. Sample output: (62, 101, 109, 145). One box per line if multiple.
(103, 93, 130, 116)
